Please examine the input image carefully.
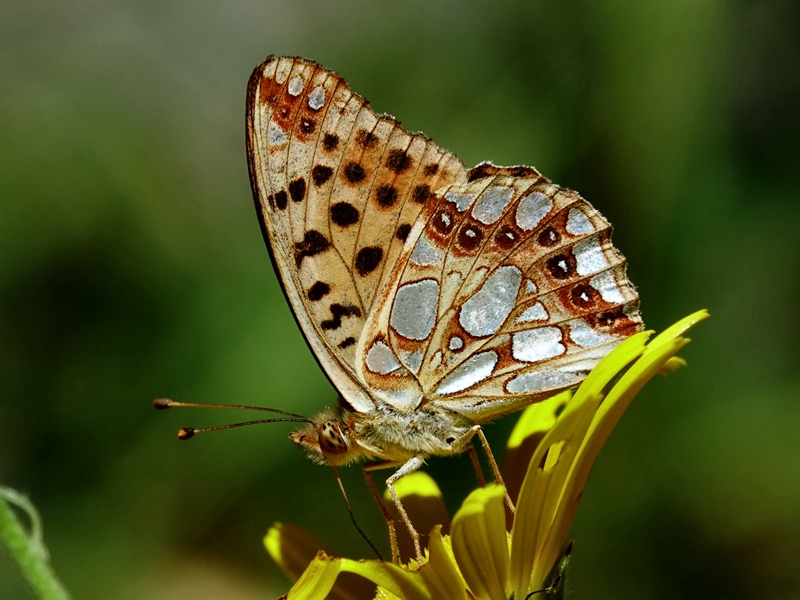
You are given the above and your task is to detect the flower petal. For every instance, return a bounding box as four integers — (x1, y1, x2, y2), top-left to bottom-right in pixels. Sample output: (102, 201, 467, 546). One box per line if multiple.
(265, 523, 377, 600)
(502, 390, 572, 507)
(266, 522, 333, 583)
(451, 485, 509, 600)
(537, 333, 696, 580)
(282, 552, 430, 600)
(509, 332, 649, 594)
(643, 309, 708, 354)
(418, 526, 470, 600)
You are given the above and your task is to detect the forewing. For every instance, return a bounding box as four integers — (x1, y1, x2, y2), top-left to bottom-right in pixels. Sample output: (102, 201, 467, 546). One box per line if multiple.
(358, 164, 643, 420)
(246, 56, 467, 412)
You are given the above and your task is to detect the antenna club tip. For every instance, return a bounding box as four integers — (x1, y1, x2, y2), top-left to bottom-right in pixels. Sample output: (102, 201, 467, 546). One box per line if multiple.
(153, 398, 174, 410)
(178, 427, 195, 440)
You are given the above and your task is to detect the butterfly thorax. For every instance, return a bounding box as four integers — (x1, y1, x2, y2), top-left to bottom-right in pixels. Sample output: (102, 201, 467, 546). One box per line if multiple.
(289, 404, 473, 467)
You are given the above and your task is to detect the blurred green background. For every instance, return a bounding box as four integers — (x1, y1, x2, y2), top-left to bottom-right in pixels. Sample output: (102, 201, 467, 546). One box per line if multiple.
(2, 0, 799, 598)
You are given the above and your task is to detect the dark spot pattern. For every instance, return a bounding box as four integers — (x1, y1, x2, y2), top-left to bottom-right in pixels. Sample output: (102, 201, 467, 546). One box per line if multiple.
(467, 163, 496, 181)
(494, 226, 517, 249)
(259, 76, 270, 104)
(375, 184, 398, 207)
(356, 129, 378, 148)
(457, 224, 484, 251)
(322, 133, 339, 151)
(288, 178, 306, 203)
(274, 190, 289, 210)
(355, 247, 383, 276)
(432, 209, 456, 236)
(321, 303, 362, 330)
(412, 184, 432, 204)
(569, 283, 599, 308)
(508, 166, 539, 178)
(294, 230, 330, 266)
(338, 337, 356, 349)
(386, 149, 412, 173)
(423, 163, 439, 176)
(343, 162, 366, 184)
(300, 118, 315, 134)
(546, 253, 576, 280)
(331, 202, 360, 227)
(537, 226, 561, 248)
(589, 307, 638, 335)
(312, 165, 333, 186)
(308, 281, 330, 301)
(396, 223, 412, 241)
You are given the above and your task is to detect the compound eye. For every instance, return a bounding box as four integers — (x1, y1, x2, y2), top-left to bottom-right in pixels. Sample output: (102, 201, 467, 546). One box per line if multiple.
(318, 421, 348, 455)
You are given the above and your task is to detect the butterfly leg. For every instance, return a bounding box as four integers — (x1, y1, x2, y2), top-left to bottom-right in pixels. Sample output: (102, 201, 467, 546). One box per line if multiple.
(466, 444, 486, 487)
(451, 425, 516, 513)
(362, 464, 401, 563)
(365, 455, 426, 563)
(474, 426, 515, 513)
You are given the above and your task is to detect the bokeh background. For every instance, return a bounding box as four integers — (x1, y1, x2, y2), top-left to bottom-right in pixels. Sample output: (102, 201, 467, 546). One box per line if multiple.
(2, 1, 799, 598)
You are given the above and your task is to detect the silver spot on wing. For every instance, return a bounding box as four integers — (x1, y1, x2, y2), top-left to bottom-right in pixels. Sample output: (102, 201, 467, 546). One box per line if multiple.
(515, 191, 552, 231)
(435, 350, 498, 395)
(391, 279, 440, 340)
(459, 266, 522, 337)
(574, 237, 609, 276)
(472, 185, 514, 225)
(308, 85, 326, 110)
(506, 369, 582, 394)
(511, 327, 565, 362)
(565, 207, 595, 235)
(366, 340, 401, 374)
(287, 76, 304, 96)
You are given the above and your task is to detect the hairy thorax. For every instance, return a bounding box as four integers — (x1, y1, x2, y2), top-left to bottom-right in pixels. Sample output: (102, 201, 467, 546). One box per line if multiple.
(289, 402, 474, 467)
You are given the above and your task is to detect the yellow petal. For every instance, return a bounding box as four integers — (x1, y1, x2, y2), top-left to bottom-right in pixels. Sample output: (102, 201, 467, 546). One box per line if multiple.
(534, 315, 706, 585)
(502, 390, 572, 507)
(509, 332, 649, 594)
(418, 526, 470, 600)
(265, 522, 333, 582)
(451, 485, 509, 600)
(508, 392, 599, 596)
(283, 552, 430, 600)
(643, 309, 709, 355)
(265, 524, 377, 600)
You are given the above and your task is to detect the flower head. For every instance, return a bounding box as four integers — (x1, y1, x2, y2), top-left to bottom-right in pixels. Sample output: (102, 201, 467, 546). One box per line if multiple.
(266, 310, 709, 599)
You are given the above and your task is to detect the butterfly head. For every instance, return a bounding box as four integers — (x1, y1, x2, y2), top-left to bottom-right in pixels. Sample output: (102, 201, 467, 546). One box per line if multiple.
(289, 409, 367, 467)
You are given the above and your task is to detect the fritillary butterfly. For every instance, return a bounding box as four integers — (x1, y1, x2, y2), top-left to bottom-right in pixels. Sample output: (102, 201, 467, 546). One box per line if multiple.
(246, 56, 643, 559)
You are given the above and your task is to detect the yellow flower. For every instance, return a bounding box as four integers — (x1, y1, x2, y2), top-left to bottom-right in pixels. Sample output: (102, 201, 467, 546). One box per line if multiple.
(266, 310, 709, 600)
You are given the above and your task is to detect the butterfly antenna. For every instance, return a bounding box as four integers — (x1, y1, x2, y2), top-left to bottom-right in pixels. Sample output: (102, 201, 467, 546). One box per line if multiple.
(332, 466, 384, 561)
(153, 398, 312, 422)
(175, 418, 312, 440)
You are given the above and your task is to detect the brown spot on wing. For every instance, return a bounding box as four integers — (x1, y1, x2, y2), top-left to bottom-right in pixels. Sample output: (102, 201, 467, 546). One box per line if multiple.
(312, 165, 334, 186)
(294, 230, 331, 267)
(386, 149, 412, 173)
(331, 202, 360, 227)
(322, 133, 339, 151)
(321, 303, 362, 331)
(343, 162, 366, 184)
(375, 184, 399, 207)
(308, 281, 331, 301)
(355, 247, 383, 276)
(289, 178, 306, 202)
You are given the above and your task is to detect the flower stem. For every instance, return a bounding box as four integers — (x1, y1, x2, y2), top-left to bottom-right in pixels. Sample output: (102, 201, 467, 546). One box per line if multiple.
(0, 487, 72, 600)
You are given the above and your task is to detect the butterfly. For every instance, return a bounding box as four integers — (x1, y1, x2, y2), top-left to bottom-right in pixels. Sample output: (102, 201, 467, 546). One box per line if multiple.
(245, 56, 643, 561)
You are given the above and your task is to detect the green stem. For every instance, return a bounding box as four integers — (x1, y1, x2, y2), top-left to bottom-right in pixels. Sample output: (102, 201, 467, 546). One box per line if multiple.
(0, 488, 72, 600)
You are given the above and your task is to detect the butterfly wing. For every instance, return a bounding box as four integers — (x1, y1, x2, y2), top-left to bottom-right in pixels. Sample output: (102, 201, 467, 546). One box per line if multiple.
(358, 164, 643, 421)
(246, 56, 467, 412)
